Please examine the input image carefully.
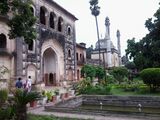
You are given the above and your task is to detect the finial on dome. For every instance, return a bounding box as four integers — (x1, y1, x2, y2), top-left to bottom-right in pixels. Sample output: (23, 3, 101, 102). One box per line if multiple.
(117, 29, 120, 37)
(105, 17, 110, 26)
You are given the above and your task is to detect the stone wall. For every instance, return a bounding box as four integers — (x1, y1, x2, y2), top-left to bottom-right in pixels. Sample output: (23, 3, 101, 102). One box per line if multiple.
(46, 95, 160, 109)
(82, 95, 160, 108)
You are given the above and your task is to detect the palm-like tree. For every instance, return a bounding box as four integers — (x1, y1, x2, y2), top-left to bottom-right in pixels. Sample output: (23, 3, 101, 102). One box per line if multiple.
(13, 89, 41, 120)
(89, 0, 101, 65)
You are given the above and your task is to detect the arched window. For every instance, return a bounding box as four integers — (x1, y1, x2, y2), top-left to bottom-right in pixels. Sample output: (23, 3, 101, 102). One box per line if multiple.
(80, 54, 82, 60)
(76, 52, 78, 61)
(28, 40, 34, 51)
(50, 12, 55, 29)
(30, 6, 34, 16)
(40, 6, 46, 25)
(67, 26, 71, 36)
(68, 49, 71, 57)
(0, 34, 7, 48)
(58, 17, 63, 32)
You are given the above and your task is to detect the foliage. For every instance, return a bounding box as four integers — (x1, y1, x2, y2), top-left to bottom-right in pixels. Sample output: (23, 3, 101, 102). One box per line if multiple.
(28, 114, 85, 120)
(0, 107, 15, 120)
(0, 0, 9, 15)
(140, 68, 160, 92)
(125, 61, 136, 70)
(0, 89, 8, 106)
(54, 88, 60, 95)
(76, 77, 92, 95)
(13, 89, 41, 120)
(45, 90, 55, 101)
(81, 64, 106, 81)
(75, 77, 111, 95)
(13, 89, 41, 106)
(0, 0, 36, 44)
(110, 67, 129, 84)
(105, 74, 116, 84)
(81, 64, 96, 80)
(125, 3, 160, 70)
(95, 66, 106, 80)
(89, 0, 100, 17)
(82, 84, 111, 95)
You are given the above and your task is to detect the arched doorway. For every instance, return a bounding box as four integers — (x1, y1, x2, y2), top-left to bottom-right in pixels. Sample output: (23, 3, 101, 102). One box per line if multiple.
(27, 64, 36, 84)
(43, 48, 57, 86)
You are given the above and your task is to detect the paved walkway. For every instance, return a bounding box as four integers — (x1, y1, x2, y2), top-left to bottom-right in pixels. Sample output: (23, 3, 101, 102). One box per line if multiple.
(27, 105, 159, 120)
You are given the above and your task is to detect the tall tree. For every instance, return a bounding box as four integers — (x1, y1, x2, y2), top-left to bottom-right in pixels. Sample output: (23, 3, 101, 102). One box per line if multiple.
(125, 3, 160, 70)
(89, 0, 101, 65)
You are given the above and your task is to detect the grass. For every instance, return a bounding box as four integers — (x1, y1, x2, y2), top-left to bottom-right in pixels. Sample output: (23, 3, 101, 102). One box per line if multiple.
(28, 114, 91, 120)
(110, 85, 160, 96)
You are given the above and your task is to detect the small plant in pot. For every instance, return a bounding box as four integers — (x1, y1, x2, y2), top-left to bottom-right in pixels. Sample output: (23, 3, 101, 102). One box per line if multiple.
(40, 90, 48, 105)
(54, 88, 60, 101)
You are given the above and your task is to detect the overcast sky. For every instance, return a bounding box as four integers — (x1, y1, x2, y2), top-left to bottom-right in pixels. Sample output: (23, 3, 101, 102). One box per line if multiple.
(55, 0, 159, 56)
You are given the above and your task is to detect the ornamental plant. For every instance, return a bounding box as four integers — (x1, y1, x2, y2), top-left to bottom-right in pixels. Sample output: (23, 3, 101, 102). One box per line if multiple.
(140, 68, 160, 92)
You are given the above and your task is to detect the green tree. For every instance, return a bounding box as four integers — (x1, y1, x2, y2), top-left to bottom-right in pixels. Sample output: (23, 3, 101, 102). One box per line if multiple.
(81, 64, 96, 80)
(110, 67, 128, 84)
(125, 3, 160, 70)
(0, 0, 36, 44)
(95, 66, 105, 80)
(0, 0, 9, 15)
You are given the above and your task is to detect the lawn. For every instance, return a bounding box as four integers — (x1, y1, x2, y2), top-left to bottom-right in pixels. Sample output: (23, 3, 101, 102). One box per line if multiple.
(28, 114, 90, 120)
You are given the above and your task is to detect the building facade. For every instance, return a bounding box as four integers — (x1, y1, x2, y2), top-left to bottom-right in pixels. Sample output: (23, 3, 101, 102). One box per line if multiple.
(76, 43, 86, 81)
(91, 17, 121, 68)
(0, 0, 79, 87)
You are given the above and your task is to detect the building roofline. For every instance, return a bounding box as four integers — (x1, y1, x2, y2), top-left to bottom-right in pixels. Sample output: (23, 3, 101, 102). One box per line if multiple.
(46, 0, 78, 21)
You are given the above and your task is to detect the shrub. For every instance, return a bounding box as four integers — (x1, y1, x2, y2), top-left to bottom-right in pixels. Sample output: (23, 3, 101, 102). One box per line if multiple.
(140, 68, 160, 92)
(81, 65, 96, 80)
(110, 67, 129, 84)
(76, 77, 92, 95)
(0, 89, 8, 106)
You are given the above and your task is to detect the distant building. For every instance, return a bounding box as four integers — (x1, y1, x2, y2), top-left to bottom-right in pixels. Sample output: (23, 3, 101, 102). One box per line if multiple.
(91, 17, 121, 68)
(76, 43, 86, 81)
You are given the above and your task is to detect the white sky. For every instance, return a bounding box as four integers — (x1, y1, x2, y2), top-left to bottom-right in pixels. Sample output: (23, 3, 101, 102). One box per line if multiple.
(54, 0, 159, 56)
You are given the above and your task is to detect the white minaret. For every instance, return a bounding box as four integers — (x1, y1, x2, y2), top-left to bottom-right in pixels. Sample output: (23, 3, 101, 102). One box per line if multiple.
(105, 17, 112, 68)
(117, 30, 121, 66)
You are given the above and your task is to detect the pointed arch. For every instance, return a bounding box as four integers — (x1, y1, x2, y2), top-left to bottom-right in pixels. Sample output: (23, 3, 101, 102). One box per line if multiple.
(67, 26, 71, 36)
(40, 6, 47, 25)
(28, 39, 34, 51)
(50, 12, 56, 29)
(57, 17, 63, 32)
(0, 33, 7, 48)
(68, 49, 71, 58)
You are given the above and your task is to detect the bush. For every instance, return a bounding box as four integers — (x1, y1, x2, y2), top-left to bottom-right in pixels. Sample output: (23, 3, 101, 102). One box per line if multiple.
(0, 89, 8, 106)
(110, 67, 129, 84)
(81, 65, 96, 80)
(140, 68, 160, 92)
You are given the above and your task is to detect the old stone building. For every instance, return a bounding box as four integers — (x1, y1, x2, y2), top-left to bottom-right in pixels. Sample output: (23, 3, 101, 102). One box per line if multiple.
(76, 43, 86, 81)
(91, 17, 121, 68)
(0, 0, 82, 87)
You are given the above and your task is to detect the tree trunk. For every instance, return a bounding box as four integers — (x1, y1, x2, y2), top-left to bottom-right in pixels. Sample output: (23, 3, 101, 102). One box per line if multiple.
(16, 105, 27, 120)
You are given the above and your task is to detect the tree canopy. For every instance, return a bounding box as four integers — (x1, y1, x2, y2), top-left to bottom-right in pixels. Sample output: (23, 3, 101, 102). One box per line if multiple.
(0, 0, 36, 44)
(125, 3, 160, 70)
